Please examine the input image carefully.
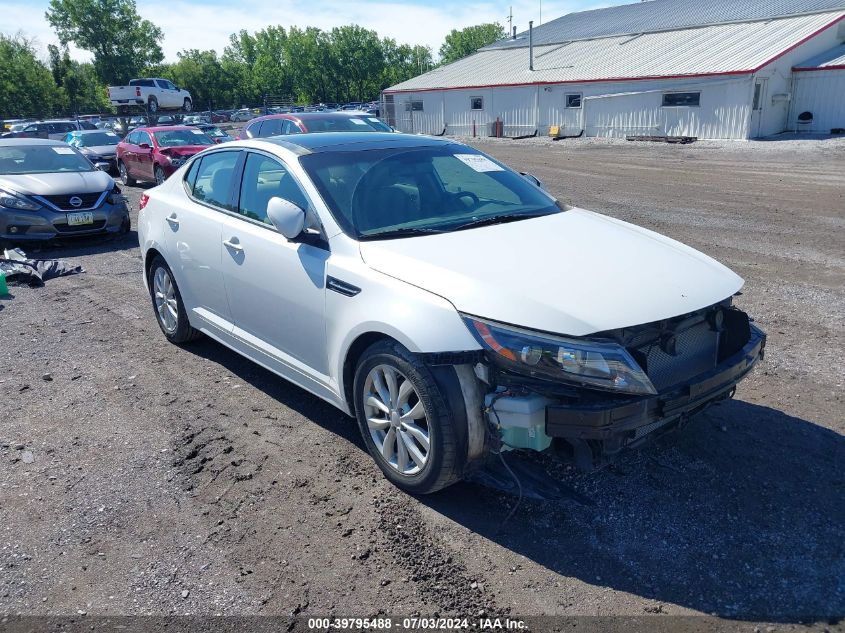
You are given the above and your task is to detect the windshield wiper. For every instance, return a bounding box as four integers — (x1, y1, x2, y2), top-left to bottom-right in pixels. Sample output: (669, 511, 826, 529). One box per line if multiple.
(448, 211, 552, 232)
(358, 227, 445, 240)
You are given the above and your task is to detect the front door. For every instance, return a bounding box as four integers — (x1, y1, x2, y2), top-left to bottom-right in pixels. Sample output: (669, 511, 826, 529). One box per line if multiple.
(219, 150, 330, 382)
(134, 130, 155, 181)
(166, 150, 241, 333)
(750, 79, 767, 138)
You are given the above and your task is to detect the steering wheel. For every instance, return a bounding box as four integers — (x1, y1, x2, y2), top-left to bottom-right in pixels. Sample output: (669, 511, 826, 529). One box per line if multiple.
(450, 191, 480, 210)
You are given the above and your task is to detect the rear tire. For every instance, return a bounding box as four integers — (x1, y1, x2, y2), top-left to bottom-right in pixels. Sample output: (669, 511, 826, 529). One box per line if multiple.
(353, 340, 465, 494)
(148, 96, 159, 114)
(154, 165, 166, 186)
(118, 161, 135, 186)
(183, 98, 192, 112)
(147, 256, 201, 344)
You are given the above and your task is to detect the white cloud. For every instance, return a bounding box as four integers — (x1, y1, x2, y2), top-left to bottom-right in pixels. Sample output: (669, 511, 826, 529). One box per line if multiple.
(0, 0, 619, 63)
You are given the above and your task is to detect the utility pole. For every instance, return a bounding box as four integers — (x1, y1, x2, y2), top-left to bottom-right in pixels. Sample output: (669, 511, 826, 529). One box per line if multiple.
(539, 0, 542, 25)
(507, 6, 513, 37)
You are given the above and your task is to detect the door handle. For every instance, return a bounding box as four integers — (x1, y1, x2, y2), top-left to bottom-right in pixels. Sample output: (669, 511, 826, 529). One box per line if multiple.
(223, 238, 243, 252)
(166, 214, 179, 227)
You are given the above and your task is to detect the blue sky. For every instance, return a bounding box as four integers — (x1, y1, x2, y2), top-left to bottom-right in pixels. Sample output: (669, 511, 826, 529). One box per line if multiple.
(0, 0, 629, 62)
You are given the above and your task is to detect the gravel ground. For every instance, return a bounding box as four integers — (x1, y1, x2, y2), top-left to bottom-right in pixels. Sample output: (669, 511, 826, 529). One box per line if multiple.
(1, 135, 843, 630)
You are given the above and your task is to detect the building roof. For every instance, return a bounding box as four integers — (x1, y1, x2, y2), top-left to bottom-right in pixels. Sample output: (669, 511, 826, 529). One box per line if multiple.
(386, 11, 845, 92)
(487, 0, 845, 50)
(794, 43, 845, 69)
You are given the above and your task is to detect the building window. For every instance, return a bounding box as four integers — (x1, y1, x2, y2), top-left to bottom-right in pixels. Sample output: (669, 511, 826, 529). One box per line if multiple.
(565, 93, 582, 109)
(411, 100, 424, 112)
(662, 92, 701, 107)
(470, 96, 484, 110)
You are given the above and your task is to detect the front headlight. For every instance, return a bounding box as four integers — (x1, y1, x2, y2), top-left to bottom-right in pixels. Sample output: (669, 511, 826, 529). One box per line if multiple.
(0, 189, 40, 211)
(463, 315, 657, 395)
(108, 183, 125, 205)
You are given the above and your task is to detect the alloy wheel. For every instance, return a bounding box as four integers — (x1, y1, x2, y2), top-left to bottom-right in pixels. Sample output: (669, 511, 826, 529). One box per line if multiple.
(153, 267, 178, 334)
(362, 364, 431, 476)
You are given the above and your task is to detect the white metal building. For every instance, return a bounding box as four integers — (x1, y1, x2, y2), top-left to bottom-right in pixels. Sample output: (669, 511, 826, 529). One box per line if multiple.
(383, 0, 845, 140)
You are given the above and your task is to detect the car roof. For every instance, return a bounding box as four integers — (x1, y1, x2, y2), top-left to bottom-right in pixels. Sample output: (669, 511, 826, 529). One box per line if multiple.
(260, 132, 456, 154)
(73, 129, 115, 134)
(0, 138, 65, 147)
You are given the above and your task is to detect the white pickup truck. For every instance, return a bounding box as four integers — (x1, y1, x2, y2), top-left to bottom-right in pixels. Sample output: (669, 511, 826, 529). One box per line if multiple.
(107, 78, 193, 114)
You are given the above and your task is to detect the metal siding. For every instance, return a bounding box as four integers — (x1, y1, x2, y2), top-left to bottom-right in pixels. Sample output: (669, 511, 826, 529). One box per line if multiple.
(487, 0, 845, 50)
(387, 12, 845, 92)
(792, 70, 845, 130)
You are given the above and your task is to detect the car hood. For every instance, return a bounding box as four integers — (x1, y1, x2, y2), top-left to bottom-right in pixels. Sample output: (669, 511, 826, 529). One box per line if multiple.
(80, 145, 118, 156)
(358, 208, 744, 336)
(0, 170, 114, 196)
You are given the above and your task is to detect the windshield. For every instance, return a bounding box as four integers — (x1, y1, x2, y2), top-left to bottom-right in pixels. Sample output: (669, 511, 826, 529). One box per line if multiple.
(154, 129, 214, 147)
(200, 126, 226, 138)
(303, 117, 380, 133)
(0, 145, 94, 174)
(75, 132, 120, 147)
(300, 145, 561, 239)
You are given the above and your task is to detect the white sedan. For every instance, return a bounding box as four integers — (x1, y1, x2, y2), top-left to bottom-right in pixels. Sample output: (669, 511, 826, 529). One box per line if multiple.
(137, 133, 765, 493)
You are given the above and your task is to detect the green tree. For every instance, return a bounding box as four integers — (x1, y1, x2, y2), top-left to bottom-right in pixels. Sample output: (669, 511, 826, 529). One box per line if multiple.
(48, 44, 111, 113)
(0, 33, 62, 118)
(162, 49, 232, 110)
(438, 23, 505, 64)
(45, 0, 164, 85)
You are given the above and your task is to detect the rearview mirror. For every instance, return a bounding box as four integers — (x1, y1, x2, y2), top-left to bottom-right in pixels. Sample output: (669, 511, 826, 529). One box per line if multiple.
(267, 197, 305, 239)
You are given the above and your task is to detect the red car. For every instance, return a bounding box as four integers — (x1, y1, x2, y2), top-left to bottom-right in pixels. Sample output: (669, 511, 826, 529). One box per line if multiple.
(238, 112, 385, 140)
(116, 125, 215, 186)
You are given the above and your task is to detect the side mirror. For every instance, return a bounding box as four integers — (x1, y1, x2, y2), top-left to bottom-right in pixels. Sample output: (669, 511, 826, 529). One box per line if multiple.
(267, 197, 305, 239)
(138, 143, 151, 150)
(520, 172, 544, 189)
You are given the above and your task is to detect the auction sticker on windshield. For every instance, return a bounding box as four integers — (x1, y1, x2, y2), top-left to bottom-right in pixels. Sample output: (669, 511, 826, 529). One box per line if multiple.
(67, 212, 94, 226)
(52, 147, 75, 155)
(455, 154, 504, 172)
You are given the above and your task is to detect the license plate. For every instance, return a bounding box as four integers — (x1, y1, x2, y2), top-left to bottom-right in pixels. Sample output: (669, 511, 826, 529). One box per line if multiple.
(67, 212, 94, 226)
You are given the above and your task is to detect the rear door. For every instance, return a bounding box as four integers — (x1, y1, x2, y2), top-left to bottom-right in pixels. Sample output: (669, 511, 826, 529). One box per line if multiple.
(166, 150, 242, 333)
(218, 150, 331, 387)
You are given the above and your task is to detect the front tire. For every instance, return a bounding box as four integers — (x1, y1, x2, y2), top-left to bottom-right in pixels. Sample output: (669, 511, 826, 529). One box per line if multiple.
(183, 98, 192, 112)
(353, 340, 465, 494)
(148, 256, 200, 344)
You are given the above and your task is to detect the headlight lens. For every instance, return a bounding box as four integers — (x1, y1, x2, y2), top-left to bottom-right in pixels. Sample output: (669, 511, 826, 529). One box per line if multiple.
(0, 189, 40, 211)
(463, 315, 657, 395)
(108, 183, 125, 205)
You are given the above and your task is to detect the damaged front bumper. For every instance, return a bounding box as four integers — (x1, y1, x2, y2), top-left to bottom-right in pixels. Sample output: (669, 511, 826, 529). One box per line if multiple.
(545, 324, 766, 469)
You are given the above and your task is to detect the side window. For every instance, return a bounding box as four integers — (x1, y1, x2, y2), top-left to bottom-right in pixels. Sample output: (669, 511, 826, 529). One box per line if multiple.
(260, 118, 283, 137)
(470, 96, 483, 111)
(238, 153, 309, 225)
(126, 131, 138, 145)
(192, 151, 240, 210)
(137, 131, 152, 146)
(565, 93, 582, 109)
(286, 121, 302, 135)
(245, 122, 258, 139)
(184, 157, 202, 192)
(24, 124, 37, 133)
